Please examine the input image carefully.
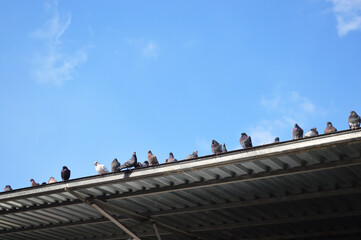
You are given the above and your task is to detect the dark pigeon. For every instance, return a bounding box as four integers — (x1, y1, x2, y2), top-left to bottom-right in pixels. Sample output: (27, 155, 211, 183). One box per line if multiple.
(211, 140, 222, 155)
(61, 166, 71, 181)
(274, 137, 280, 143)
(148, 150, 159, 166)
(4, 185, 12, 191)
(305, 128, 319, 137)
(324, 121, 337, 134)
(348, 111, 360, 130)
(292, 124, 303, 139)
(119, 152, 137, 170)
(185, 151, 198, 160)
(30, 179, 39, 187)
(166, 152, 177, 163)
(222, 143, 227, 153)
(240, 133, 252, 149)
(111, 158, 121, 172)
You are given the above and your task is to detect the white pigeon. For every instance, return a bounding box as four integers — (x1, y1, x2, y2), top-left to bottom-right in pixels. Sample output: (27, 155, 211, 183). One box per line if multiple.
(94, 161, 109, 175)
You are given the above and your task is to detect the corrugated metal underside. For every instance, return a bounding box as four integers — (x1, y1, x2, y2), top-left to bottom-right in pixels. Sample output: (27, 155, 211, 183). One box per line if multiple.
(1, 129, 361, 240)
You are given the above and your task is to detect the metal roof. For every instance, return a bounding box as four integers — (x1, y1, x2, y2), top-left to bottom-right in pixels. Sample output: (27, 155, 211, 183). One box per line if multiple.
(1, 129, 361, 240)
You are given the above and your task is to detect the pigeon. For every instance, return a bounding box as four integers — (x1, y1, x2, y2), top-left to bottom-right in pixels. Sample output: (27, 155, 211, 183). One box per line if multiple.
(119, 152, 138, 170)
(240, 133, 252, 149)
(61, 166, 71, 181)
(211, 140, 222, 155)
(4, 185, 12, 191)
(324, 121, 337, 134)
(111, 158, 121, 172)
(48, 177, 57, 184)
(185, 151, 198, 160)
(137, 161, 149, 167)
(274, 137, 280, 143)
(94, 161, 109, 175)
(292, 124, 303, 139)
(148, 150, 159, 166)
(222, 143, 227, 153)
(30, 179, 39, 187)
(305, 128, 319, 137)
(348, 111, 360, 130)
(166, 152, 177, 163)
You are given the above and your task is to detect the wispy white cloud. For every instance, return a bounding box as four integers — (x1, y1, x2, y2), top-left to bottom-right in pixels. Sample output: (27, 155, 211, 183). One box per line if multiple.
(31, 1, 87, 85)
(328, 0, 361, 36)
(127, 39, 160, 59)
(142, 41, 159, 58)
(252, 86, 320, 145)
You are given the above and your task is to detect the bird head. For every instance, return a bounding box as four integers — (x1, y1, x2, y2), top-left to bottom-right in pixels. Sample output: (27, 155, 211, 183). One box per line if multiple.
(30, 179, 34, 182)
(169, 152, 174, 157)
(241, 133, 247, 137)
(62, 166, 67, 170)
(311, 127, 317, 131)
(327, 121, 332, 126)
(94, 161, 99, 166)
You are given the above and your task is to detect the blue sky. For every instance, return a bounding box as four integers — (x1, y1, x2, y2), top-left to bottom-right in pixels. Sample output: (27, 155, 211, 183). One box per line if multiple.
(1, 0, 361, 190)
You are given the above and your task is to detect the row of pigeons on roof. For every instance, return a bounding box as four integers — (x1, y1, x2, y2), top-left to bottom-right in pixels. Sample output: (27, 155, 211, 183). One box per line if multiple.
(3, 111, 360, 192)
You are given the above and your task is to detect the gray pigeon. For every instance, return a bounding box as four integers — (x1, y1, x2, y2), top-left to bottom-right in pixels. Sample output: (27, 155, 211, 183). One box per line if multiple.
(30, 179, 39, 187)
(292, 124, 303, 139)
(111, 158, 121, 172)
(324, 121, 337, 134)
(147, 150, 159, 166)
(240, 133, 252, 149)
(185, 151, 198, 160)
(119, 152, 137, 170)
(348, 111, 360, 130)
(137, 161, 149, 167)
(274, 137, 280, 143)
(166, 152, 177, 163)
(211, 140, 222, 154)
(305, 128, 319, 137)
(4, 185, 12, 191)
(222, 143, 227, 153)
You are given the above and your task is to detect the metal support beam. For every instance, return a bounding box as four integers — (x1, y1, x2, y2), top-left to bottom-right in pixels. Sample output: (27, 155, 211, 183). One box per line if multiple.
(153, 222, 162, 240)
(65, 188, 140, 240)
(90, 203, 140, 240)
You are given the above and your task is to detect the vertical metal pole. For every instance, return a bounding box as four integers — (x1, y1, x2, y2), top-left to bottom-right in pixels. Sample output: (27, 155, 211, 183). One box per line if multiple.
(153, 222, 162, 240)
(91, 203, 141, 240)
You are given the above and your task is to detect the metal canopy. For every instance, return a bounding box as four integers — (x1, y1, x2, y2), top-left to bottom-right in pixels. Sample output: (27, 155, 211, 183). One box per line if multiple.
(1, 129, 361, 240)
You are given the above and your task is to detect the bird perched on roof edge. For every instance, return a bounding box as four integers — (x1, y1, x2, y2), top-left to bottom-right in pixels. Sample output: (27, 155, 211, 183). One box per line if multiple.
(111, 158, 121, 172)
(4, 185, 12, 191)
(292, 124, 303, 139)
(222, 143, 227, 153)
(185, 151, 198, 160)
(148, 150, 159, 166)
(166, 152, 177, 163)
(211, 140, 222, 155)
(94, 161, 109, 175)
(48, 177, 57, 184)
(274, 137, 280, 143)
(30, 179, 39, 187)
(61, 166, 71, 181)
(324, 122, 337, 134)
(240, 133, 252, 149)
(348, 111, 360, 130)
(119, 152, 138, 170)
(305, 128, 319, 137)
